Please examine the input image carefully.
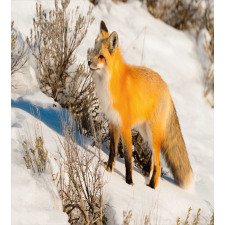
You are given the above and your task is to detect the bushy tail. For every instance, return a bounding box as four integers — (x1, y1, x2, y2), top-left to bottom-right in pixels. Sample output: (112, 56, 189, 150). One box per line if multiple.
(161, 104, 193, 189)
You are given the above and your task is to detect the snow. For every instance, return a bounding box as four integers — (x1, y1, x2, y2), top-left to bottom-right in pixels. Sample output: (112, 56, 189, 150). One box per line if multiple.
(11, 108, 69, 225)
(11, 0, 213, 224)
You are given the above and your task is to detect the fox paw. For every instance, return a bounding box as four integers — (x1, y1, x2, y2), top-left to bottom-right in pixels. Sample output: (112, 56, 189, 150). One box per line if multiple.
(148, 178, 157, 189)
(126, 178, 134, 186)
(102, 162, 112, 172)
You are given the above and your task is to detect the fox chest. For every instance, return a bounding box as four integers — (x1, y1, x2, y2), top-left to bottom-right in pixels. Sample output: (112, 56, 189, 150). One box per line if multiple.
(93, 74, 121, 127)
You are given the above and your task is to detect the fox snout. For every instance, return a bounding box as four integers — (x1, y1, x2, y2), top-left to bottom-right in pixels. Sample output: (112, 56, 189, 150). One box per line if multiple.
(88, 60, 97, 71)
(88, 59, 103, 72)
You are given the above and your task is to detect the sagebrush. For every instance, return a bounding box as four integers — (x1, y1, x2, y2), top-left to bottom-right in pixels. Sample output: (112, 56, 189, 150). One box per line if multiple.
(11, 21, 28, 88)
(203, 15, 214, 107)
(145, 0, 212, 34)
(54, 115, 106, 225)
(26, 0, 102, 137)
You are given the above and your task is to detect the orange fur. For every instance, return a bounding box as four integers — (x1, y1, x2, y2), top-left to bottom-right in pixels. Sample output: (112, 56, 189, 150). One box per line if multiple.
(89, 21, 193, 189)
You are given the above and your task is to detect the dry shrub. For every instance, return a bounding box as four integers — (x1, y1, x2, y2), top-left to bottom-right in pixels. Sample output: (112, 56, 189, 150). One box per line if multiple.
(54, 115, 106, 225)
(22, 108, 48, 174)
(145, 0, 209, 34)
(11, 21, 28, 88)
(22, 136, 48, 173)
(203, 56, 214, 107)
(132, 130, 153, 176)
(26, 0, 94, 99)
(203, 8, 214, 107)
(26, 0, 98, 135)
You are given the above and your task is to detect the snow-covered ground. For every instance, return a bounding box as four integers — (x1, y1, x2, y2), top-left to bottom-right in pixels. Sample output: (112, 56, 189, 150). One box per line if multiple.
(11, 0, 213, 224)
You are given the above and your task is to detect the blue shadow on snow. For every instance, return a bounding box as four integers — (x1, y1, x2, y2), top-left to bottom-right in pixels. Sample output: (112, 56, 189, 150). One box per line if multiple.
(11, 98, 84, 145)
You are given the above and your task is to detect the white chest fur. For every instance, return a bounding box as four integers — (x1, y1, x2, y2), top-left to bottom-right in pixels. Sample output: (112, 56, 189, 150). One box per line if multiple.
(93, 70, 121, 127)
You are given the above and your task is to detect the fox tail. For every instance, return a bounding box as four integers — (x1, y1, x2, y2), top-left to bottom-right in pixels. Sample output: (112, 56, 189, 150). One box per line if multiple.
(161, 104, 193, 189)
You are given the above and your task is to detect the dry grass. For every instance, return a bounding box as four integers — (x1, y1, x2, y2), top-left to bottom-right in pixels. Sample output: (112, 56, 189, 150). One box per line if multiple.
(123, 199, 160, 225)
(11, 21, 28, 88)
(22, 136, 48, 174)
(177, 207, 214, 225)
(122, 206, 213, 225)
(209, 213, 214, 225)
(123, 210, 133, 225)
(122, 210, 159, 225)
(22, 107, 48, 174)
(53, 115, 106, 225)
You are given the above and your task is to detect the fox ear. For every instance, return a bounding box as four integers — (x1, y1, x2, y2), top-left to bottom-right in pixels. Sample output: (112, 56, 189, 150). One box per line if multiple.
(100, 20, 109, 39)
(108, 31, 118, 54)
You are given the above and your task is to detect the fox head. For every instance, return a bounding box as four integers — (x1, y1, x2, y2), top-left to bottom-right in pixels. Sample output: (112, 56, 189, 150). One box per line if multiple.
(88, 21, 119, 75)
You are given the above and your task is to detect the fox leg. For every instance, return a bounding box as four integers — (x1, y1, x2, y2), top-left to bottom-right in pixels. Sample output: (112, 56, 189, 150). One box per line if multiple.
(149, 126, 162, 189)
(121, 128, 133, 185)
(105, 123, 119, 172)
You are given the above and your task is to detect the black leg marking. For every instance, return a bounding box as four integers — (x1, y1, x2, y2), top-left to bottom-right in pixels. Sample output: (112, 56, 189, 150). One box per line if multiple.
(124, 145, 133, 185)
(107, 128, 116, 171)
(149, 166, 156, 189)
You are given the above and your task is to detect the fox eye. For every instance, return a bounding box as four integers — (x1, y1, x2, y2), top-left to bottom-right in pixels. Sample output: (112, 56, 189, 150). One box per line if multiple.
(99, 55, 104, 59)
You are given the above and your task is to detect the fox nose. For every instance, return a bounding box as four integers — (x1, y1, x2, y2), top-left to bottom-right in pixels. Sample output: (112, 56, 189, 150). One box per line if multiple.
(88, 61, 91, 66)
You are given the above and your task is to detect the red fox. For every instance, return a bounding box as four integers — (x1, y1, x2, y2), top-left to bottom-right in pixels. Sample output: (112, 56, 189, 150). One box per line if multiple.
(88, 21, 193, 189)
